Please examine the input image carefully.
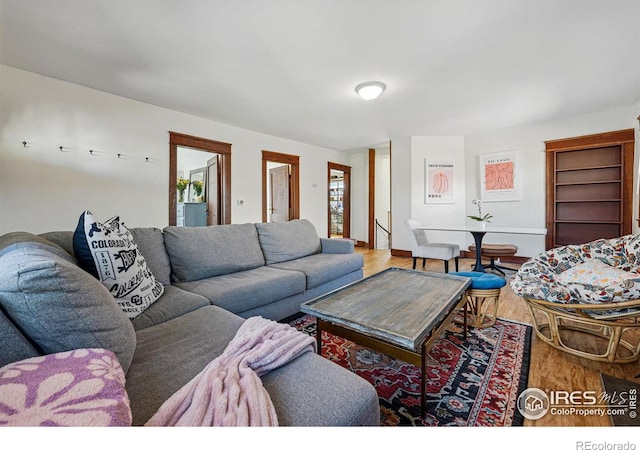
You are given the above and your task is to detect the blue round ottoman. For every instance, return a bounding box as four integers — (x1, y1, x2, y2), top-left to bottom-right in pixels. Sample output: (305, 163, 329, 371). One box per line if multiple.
(452, 271, 506, 328)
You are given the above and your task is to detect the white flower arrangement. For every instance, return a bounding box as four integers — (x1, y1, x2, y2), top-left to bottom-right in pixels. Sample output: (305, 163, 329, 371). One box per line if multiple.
(467, 199, 493, 222)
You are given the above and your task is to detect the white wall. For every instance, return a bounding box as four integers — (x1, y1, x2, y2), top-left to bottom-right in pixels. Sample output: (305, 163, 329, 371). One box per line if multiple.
(390, 136, 412, 251)
(374, 146, 391, 249)
(636, 100, 640, 197)
(464, 105, 639, 256)
(410, 136, 467, 249)
(0, 65, 348, 235)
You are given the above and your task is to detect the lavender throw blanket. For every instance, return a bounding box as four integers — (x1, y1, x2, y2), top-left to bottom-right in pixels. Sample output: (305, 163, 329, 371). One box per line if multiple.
(146, 316, 316, 426)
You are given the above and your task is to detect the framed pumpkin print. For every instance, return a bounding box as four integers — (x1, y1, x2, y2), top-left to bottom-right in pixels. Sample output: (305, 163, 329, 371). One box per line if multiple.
(425, 160, 454, 204)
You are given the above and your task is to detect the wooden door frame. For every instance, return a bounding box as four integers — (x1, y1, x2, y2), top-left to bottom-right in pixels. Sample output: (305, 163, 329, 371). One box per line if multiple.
(544, 129, 634, 249)
(327, 162, 351, 239)
(262, 150, 300, 222)
(367, 143, 393, 249)
(368, 149, 375, 248)
(169, 131, 231, 226)
(205, 155, 220, 226)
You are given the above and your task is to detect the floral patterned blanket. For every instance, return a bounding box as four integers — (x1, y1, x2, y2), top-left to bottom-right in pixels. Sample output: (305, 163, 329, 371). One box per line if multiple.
(0, 348, 131, 426)
(510, 234, 640, 305)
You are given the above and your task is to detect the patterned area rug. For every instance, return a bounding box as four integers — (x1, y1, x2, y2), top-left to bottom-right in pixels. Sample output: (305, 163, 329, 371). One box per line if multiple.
(289, 313, 532, 426)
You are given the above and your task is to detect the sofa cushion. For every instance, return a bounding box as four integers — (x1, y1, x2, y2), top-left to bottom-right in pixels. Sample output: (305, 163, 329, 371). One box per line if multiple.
(127, 305, 245, 425)
(175, 266, 306, 315)
(0, 244, 137, 372)
(130, 286, 209, 331)
(0, 232, 74, 262)
(0, 309, 40, 367)
(163, 223, 265, 282)
(126, 306, 379, 426)
(255, 219, 321, 264)
(39, 231, 76, 259)
(129, 227, 172, 286)
(320, 237, 355, 254)
(557, 259, 640, 287)
(511, 236, 640, 305)
(270, 252, 364, 289)
(262, 350, 380, 426)
(73, 211, 164, 319)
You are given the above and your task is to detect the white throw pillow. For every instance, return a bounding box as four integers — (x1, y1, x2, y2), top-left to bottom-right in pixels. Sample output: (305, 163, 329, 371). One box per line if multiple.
(73, 210, 164, 319)
(557, 259, 640, 287)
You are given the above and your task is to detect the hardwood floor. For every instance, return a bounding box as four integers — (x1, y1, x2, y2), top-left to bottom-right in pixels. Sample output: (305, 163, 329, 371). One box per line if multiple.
(357, 248, 640, 427)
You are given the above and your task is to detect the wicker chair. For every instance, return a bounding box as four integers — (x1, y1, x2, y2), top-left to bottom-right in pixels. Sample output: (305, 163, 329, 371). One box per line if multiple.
(510, 235, 640, 363)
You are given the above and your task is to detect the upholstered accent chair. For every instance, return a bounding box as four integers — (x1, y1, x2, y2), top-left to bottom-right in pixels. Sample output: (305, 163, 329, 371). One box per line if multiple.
(510, 234, 640, 363)
(404, 219, 460, 273)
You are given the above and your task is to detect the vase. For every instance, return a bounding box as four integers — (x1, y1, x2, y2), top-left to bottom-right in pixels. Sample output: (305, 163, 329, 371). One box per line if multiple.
(478, 221, 487, 230)
(178, 191, 185, 203)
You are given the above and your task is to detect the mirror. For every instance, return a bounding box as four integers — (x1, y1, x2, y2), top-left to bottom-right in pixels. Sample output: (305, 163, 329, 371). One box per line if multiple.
(176, 147, 211, 227)
(188, 167, 205, 203)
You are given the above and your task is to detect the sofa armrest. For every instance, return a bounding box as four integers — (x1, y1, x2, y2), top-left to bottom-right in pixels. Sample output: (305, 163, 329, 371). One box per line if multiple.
(320, 237, 354, 254)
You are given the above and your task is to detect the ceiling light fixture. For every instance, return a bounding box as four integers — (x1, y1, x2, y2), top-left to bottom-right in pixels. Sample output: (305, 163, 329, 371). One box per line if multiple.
(355, 81, 386, 101)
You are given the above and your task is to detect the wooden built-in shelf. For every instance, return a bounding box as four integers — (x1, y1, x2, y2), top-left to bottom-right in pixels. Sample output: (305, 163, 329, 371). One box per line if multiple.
(555, 199, 621, 202)
(555, 164, 622, 172)
(545, 129, 635, 250)
(554, 220, 622, 224)
(555, 181, 621, 186)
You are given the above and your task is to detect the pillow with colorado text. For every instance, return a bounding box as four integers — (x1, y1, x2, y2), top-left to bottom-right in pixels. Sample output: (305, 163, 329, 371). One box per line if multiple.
(73, 210, 164, 319)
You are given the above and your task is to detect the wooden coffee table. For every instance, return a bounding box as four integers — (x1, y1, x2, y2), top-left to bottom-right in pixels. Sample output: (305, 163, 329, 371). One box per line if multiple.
(300, 267, 471, 415)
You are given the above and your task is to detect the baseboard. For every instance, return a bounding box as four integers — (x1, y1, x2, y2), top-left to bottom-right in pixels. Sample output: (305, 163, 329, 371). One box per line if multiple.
(390, 248, 412, 258)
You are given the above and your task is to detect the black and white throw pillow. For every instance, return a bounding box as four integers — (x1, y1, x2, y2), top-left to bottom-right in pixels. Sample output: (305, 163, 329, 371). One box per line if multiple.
(73, 210, 164, 319)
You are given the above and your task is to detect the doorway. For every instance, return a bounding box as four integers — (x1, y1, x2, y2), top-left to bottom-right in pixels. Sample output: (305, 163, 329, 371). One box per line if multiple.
(368, 143, 392, 249)
(262, 150, 300, 222)
(168, 131, 231, 226)
(327, 162, 351, 239)
(175, 147, 211, 227)
(268, 163, 290, 222)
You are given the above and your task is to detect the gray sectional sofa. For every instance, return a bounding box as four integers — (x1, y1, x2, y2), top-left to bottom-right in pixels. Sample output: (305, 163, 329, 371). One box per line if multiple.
(0, 219, 380, 426)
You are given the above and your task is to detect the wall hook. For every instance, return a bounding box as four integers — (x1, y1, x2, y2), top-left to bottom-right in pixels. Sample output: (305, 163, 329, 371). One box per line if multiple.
(59, 146, 66, 152)
(22, 141, 29, 148)
(89, 149, 95, 156)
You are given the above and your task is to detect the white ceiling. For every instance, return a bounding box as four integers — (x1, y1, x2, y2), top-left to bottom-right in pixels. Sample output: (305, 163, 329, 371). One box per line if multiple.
(2, 0, 639, 151)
